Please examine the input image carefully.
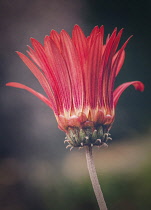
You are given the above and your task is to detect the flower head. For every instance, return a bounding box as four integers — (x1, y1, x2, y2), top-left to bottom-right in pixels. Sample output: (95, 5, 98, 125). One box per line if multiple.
(6, 25, 144, 148)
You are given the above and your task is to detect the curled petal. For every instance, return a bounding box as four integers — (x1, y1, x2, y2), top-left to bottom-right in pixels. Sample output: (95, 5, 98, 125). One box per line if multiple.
(16, 51, 57, 106)
(6, 82, 54, 110)
(113, 81, 144, 106)
(107, 36, 133, 109)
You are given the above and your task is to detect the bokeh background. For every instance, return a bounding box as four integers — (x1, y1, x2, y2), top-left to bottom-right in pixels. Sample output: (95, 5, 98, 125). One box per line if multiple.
(0, 0, 151, 209)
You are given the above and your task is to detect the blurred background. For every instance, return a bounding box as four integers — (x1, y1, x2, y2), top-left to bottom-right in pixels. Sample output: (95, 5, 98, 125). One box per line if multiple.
(0, 0, 151, 209)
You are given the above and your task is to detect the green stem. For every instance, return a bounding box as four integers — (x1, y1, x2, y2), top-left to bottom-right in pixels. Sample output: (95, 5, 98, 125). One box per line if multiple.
(85, 146, 107, 210)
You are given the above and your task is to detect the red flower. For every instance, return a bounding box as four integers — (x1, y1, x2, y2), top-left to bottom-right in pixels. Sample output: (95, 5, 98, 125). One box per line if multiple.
(6, 25, 144, 148)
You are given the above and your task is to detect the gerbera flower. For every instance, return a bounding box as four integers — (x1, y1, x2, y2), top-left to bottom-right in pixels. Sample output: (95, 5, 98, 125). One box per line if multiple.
(6, 25, 144, 149)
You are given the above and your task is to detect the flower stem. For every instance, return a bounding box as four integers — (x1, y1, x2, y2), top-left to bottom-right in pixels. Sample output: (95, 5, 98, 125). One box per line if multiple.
(85, 146, 107, 210)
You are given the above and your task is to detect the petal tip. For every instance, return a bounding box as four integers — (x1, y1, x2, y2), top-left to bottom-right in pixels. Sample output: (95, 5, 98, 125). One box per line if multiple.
(6, 82, 17, 87)
(134, 81, 144, 92)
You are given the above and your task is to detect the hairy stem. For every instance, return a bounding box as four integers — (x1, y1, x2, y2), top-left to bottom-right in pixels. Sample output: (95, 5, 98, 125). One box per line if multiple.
(85, 146, 107, 210)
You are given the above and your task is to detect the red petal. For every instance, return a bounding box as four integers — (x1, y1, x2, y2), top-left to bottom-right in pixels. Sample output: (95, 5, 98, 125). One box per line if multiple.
(99, 28, 117, 109)
(108, 28, 124, 67)
(26, 45, 41, 68)
(6, 82, 56, 111)
(30, 38, 53, 79)
(87, 26, 100, 49)
(30, 38, 64, 112)
(72, 25, 87, 107)
(112, 36, 132, 78)
(112, 50, 125, 76)
(60, 30, 83, 110)
(72, 25, 87, 67)
(30, 38, 56, 83)
(109, 36, 133, 106)
(86, 30, 104, 108)
(105, 34, 110, 44)
(113, 81, 144, 106)
(16, 51, 57, 106)
(50, 30, 61, 51)
(44, 36, 71, 112)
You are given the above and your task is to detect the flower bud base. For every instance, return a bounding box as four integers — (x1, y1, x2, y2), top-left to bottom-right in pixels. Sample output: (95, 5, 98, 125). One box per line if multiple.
(64, 125, 112, 148)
